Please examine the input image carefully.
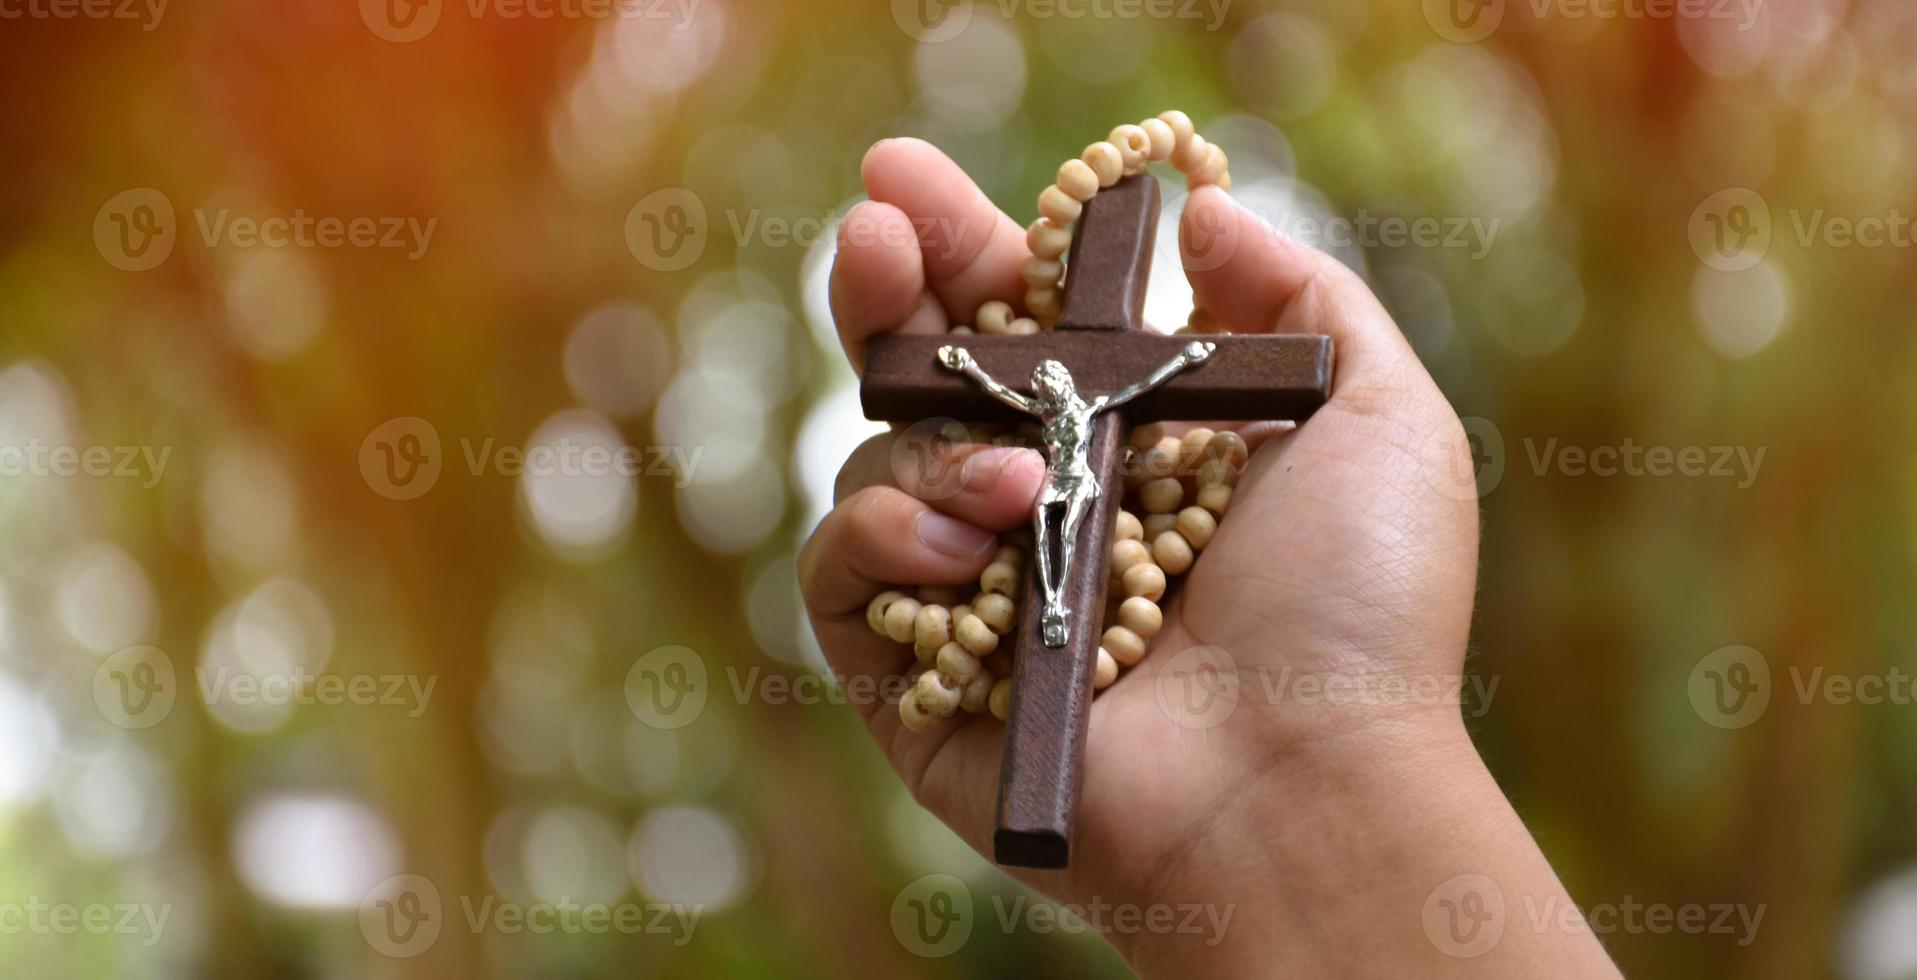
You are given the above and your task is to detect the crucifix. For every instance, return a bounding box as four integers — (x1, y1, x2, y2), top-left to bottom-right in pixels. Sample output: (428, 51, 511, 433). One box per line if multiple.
(860, 175, 1334, 869)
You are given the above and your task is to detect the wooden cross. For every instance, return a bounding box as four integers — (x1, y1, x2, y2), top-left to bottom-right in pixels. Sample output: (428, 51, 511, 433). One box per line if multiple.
(860, 175, 1334, 869)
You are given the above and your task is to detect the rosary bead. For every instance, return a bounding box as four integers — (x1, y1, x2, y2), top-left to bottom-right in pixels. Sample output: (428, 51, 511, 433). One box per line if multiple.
(1153, 530, 1195, 574)
(1191, 144, 1229, 187)
(868, 590, 907, 635)
(1021, 255, 1064, 287)
(1082, 141, 1124, 186)
(981, 561, 1021, 596)
(1038, 185, 1083, 225)
(951, 603, 972, 625)
(1108, 124, 1150, 172)
(1027, 218, 1072, 260)
(961, 670, 995, 713)
(977, 299, 1014, 334)
(883, 596, 922, 644)
(1196, 456, 1239, 488)
(1111, 538, 1152, 577)
(900, 694, 937, 732)
(1103, 624, 1147, 666)
(1128, 422, 1165, 450)
(914, 604, 954, 663)
(1206, 429, 1249, 466)
(937, 642, 983, 684)
(1024, 286, 1061, 320)
(1140, 117, 1175, 162)
(1158, 109, 1195, 150)
(1179, 427, 1216, 469)
(950, 325, 975, 335)
(1118, 595, 1162, 639)
(993, 543, 1025, 567)
(913, 668, 962, 717)
(1173, 133, 1210, 175)
(1005, 316, 1039, 336)
(1140, 476, 1184, 514)
(1175, 505, 1217, 549)
(1197, 484, 1232, 515)
(988, 677, 1013, 720)
(956, 613, 1001, 656)
(972, 593, 1017, 634)
(1115, 510, 1144, 542)
(1121, 561, 1167, 601)
(1057, 158, 1100, 201)
(1143, 513, 1177, 541)
(1094, 648, 1119, 689)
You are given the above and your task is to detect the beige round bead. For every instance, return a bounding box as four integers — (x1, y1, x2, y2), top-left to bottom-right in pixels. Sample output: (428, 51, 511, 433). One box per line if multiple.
(1115, 510, 1143, 542)
(960, 671, 994, 713)
(988, 677, 1013, 720)
(1197, 484, 1232, 515)
(1025, 287, 1061, 320)
(1140, 476, 1184, 514)
(1140, 117, 1175, 162)
(914, 605, 954, 664)
(1122, 561, 1166, 601)
(1197, 456, 1239, 488)
(867, 590, 907, 635)
(1057, 158, 1100, 201)
(1028, 218, 1072, 260)
(1143, 513, 1177, 541)
(1158, 109, 1195, 149)
(1111, 538, 1152, 578)
(883, 597, 922, 644)
(1005, 317, 1038, 336)
(951, 603, 972, 625)
(1108, 124, 1150, 172)
(1146, 436, 1182, 481)
(1180, 427, 1216, 468)
(1021, 255, 1064, 287)
(981, 561, 1021, 597)
(1118, 596, 1162, 639)
(1128, 422, 1165, 450)
(900, 694, 937, 732)
(937, 642, 982, 684)
(1038, 185, 1083, 225)
(950, 325, 975, 335)
(1192, 144, 1229, 186)
(912, 668, 962, 717)
(956, 614, 1000, 656)
(1103, 624, 1147, 666)
(1175, 506, 1217, 549)
(1153, 530, 1195, 575)
(993, 543, 1025, 567)
(977, 299, 1014, 334)
(973, 593, 1017, 635)
(1082, 141, 1124, 186)
(918, 584, 965, 606)
(1173, 132, 1210, 175)
(1206, 429, 1248, 466)
(1094, 648, 1119, 689)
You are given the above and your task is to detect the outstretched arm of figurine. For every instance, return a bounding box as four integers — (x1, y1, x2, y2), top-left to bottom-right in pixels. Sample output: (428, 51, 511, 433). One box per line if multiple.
(938, 345, 1039, 416)
(1096, 341, 1215, 412)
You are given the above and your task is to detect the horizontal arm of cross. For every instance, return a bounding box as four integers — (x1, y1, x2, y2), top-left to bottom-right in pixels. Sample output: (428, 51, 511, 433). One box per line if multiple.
(861, 332, 1334, 425)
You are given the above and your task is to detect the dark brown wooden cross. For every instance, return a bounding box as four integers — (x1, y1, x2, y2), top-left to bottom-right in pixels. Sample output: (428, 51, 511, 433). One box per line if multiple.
(860, 175, 1334, 869)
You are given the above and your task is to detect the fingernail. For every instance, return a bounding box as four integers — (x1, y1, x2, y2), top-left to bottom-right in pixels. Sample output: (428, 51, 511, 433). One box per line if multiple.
(917, 511, 994, 559)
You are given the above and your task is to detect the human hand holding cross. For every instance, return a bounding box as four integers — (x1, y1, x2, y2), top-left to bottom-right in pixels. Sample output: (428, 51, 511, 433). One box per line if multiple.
(800, 137, 1619, 978)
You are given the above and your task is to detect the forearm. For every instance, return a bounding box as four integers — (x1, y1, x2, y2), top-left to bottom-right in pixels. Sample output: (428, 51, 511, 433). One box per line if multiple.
(1119, 717, 1621, 979)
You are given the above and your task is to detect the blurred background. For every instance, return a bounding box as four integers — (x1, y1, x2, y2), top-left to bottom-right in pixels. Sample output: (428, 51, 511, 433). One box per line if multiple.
(0, 0, 1912, 975)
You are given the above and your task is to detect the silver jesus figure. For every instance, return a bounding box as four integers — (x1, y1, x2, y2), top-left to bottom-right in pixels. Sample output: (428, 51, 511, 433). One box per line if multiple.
(936, 341, 1216, 648)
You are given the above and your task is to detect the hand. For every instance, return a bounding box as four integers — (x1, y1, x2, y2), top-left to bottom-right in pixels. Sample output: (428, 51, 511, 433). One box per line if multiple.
(802, 138, 1617, 979)
(937, 344, 973, 371)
